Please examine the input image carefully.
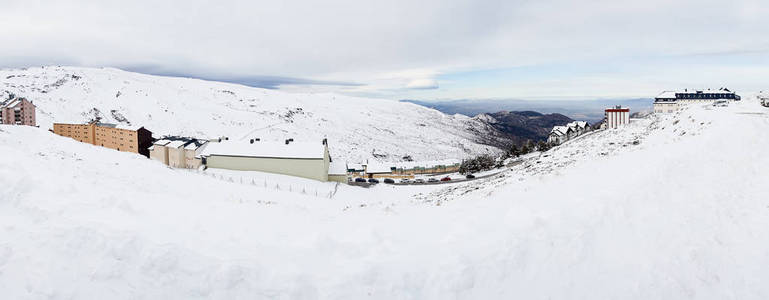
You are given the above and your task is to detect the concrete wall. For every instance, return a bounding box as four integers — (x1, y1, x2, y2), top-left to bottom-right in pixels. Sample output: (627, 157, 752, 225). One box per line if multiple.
(149, 145, 169, 165)
(168, 146, 186, 168)
(206, 155, 329, 181)
(328, 174, 348, 183)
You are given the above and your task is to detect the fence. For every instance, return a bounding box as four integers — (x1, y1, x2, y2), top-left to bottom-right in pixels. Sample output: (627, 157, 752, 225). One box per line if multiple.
(187, 169, 340, 199)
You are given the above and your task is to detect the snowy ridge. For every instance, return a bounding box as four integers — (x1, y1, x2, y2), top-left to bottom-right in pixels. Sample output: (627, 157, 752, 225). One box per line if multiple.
(0, 66, 506, 162)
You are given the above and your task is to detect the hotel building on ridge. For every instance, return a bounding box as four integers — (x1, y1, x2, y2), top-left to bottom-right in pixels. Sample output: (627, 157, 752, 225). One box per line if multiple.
(654, 88, 740, 113)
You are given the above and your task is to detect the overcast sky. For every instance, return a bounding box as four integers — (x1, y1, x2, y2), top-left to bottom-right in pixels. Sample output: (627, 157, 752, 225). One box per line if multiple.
(2, 0, 769, 100)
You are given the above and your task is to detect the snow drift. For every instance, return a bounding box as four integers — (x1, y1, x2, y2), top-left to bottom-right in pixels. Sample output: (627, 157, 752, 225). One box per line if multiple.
(1, 96, 768, 299)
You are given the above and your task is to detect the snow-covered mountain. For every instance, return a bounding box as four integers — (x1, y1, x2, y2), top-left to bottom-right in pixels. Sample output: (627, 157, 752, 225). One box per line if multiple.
(0, 66, 507, 162)
(2, 96, 768, 298)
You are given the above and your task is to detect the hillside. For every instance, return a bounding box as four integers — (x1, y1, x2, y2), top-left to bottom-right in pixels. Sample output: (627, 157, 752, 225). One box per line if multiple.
(0, 66, 508, 163)
(474, 110, 574, 146)
(1, 96, 768, 298)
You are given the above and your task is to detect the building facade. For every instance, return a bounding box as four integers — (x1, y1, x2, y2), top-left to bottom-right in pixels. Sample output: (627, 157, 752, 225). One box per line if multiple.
(654, 89, 740, 113)
(0, 97, 36, 126)
(149, 137, 209, 169)
(53, 121, 153, 156)
(548, 121, 590, 145)
(605, 106, 630, 129)
(199, 139, 332, 182)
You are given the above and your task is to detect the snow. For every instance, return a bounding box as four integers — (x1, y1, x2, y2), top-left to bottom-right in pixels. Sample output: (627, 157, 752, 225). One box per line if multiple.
(328, 161, 347, 175)
(199, 140, 326, 159)
(0, 66, 501, 162)
(1, 94, 769, 298)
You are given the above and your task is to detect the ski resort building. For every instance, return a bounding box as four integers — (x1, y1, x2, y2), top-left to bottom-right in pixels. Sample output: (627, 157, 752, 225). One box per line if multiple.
(604, 106, 630, 129)
(149, 137, 209, 169)
(0, 96, 36, 126)
(363, 164, 396, 179)
(548, 121, 590, 145)
(199, 138, 332, 182)
(654, 88, 740, 113)
(53, 121, 153, 157)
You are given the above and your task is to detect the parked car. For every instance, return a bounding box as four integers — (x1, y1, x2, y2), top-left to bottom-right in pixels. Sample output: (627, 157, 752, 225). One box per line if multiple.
(465, 174, 476, 179)
(713, 100, 729, 107)
(440, 176, 452, 182)
(400, 178, 411, 184)
(414, 178, 425, 184)
(354, 177, 367, 183)
(368, 178, 380, 184)
(383, 178, 395, 184)
(427, 178, 439, 183)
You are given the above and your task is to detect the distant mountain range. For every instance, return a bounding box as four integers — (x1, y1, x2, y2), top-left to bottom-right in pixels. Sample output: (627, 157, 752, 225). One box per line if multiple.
(472, 111, 574, 146)
(401, 98, 653, 124)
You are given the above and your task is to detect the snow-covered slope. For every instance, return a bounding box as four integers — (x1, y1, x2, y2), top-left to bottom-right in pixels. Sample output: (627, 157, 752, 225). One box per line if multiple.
(1, 98, 768, 298)
(0, 66, 505, 162)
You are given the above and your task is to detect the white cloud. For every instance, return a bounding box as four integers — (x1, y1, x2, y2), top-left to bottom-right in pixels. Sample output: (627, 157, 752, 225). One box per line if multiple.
(406, 78, 439, 90)
(1, 0, 768, 99)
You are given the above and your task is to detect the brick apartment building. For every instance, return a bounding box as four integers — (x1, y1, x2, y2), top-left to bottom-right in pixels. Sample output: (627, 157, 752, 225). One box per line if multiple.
(53, 121, 153, 157)
(0, 97, 36, 126)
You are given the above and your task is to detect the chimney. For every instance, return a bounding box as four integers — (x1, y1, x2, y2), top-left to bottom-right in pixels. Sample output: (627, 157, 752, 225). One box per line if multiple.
(288, 138, 294, 142)
(285, 139, 290, 145)
(254, 138, 260, 142)
(322, 138, 327, 145)
(250, 139, 254, 144)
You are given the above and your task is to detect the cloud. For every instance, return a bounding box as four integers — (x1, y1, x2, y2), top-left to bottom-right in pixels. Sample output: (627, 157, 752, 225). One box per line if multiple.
(406, 78, 439, 90)
(1, 0, 768, 99)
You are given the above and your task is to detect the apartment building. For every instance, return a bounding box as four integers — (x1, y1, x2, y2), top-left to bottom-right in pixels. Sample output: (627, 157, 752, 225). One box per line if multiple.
(0, 96, 36, 126)
(604, 106, 630, 129)
(53, 121, 153, 157)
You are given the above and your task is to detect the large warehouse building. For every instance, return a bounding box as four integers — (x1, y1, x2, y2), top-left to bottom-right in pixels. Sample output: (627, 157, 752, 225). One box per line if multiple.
(199, 138, 332, 182)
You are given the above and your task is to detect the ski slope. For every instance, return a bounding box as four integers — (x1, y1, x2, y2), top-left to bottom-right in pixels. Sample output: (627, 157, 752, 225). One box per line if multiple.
(0, 66, 504, 163)
(1, 97, 768, 298)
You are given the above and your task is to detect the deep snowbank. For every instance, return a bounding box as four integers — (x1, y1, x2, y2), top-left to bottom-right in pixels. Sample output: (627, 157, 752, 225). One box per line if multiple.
(1, 98, 768, 299)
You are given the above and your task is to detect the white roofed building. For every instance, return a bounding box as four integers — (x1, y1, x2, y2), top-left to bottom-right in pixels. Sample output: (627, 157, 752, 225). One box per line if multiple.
(199, 138, 332, 182)
(654, 88, 740, 113)
(0, 96, 36, 126)
(149, 136, 209, 169)
(548, 126, 572, 145)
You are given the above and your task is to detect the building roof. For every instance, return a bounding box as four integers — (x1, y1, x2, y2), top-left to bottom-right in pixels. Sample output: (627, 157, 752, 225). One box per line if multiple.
(365, 164, 394, 174)
(184, 139, 208, 150)
(347, 163, 365, 171)
(166, 140, 188, 148)
(606, 106, 630, 112)
(199, 140, 327, 159)
(656, 91, 678, 99)
(328, 161, 348, 175)
(153, 139, 172, 146)
(0, 97, 30, 109)
(550, 125, 570, 136)
(392, 159, 460, 169)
